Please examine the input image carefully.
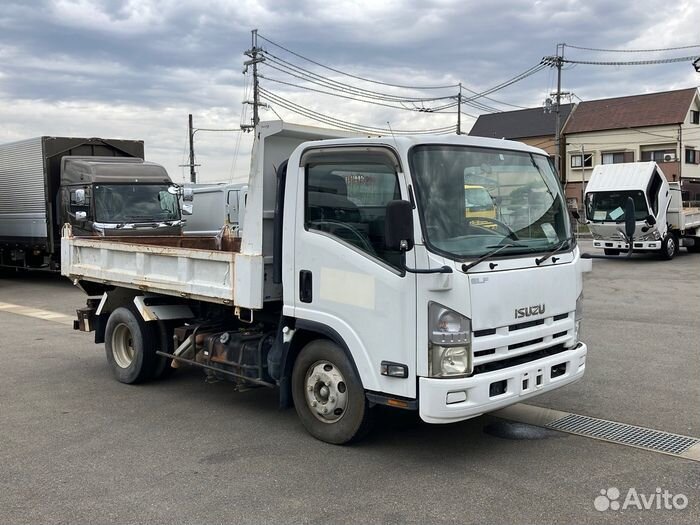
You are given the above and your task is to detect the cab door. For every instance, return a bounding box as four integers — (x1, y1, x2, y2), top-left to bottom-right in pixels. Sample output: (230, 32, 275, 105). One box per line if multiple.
(290, 147, 417, 398)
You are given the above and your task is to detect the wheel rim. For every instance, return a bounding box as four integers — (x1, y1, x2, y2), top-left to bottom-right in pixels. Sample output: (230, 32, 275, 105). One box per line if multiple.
(667, 238, 675, 257)
(112, 323, 135, 368)
(304, 360, 349, 424)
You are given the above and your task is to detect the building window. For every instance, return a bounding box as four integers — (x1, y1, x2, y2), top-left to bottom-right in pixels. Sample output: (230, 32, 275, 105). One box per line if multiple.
(691, 110, 700, 124)
(601, 152, 629, 164)
(641, 149, 676, 162)
(686, 148, 698, 164)
(571, 153, 592, 168)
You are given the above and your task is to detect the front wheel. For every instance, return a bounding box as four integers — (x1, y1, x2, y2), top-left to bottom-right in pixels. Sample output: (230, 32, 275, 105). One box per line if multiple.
(291, 339, 373, 444)
(660, 233, 677, 261)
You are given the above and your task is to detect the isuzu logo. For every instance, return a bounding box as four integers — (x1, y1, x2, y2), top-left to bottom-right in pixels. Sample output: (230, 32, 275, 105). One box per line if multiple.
(514, 304, 546, 319)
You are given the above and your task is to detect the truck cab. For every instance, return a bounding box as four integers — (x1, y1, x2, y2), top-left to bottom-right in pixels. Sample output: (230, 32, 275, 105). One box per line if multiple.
(274, 135, 588, 428)
(583, 162, 700, 259)
(59, 156, 184, 237)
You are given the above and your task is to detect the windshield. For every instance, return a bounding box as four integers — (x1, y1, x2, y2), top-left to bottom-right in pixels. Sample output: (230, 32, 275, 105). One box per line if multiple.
(94, 184, 180, 223)
(409, 145, 571, 259)
(585, 191, 649, 222)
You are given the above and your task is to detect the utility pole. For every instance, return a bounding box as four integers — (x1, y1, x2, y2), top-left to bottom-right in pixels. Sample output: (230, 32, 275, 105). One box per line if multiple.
(188, 113, 196, 183)
(554, 43, 564, 178)
(242, 29, 265, 132)
(457, 83, 462, 135)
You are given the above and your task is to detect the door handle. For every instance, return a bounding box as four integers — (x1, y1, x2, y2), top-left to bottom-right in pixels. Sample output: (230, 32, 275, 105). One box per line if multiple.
(299, 270, 313, 303)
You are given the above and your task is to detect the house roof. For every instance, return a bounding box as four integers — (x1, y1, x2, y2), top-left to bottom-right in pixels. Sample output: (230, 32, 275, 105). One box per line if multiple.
(564, 87, 698, 134)
(468, 104, 574, 140)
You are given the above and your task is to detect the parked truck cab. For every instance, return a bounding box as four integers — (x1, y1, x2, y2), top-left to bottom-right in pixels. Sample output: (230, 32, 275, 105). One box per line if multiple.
(64, 122, 591, 444)
(59, 156, 184, 238)
(585, 162, 700, 259)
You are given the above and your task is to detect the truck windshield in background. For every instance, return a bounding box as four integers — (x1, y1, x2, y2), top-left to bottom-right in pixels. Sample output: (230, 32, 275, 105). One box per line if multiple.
(94, 184, 179, 223)
(410, 145, 571, 259)
(585, 190, 649, 222)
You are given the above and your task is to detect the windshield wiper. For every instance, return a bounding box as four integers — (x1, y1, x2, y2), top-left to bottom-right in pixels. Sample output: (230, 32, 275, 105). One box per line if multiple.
(535, 237, 574, 266)
(461, 243, 517, 272)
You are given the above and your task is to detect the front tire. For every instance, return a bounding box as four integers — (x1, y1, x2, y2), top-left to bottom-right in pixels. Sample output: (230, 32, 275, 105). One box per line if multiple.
(660, 233, 677, 260)
(291, 339, 373, 444)
(105, 307, 158, 384)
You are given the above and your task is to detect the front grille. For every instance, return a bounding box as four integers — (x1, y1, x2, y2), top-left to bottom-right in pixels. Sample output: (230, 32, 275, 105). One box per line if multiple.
(547, 414, 700, 456)
(472, 344, 567, 375)
(509, 319, 545, 331)
(471, 311, 574, 368)
(508, 337, 543, 350)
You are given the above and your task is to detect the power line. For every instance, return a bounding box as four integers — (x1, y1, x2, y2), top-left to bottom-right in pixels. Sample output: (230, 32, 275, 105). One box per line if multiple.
(562, 55, 699, 66)
(262, 59, 449, 105)
(260, 87, 456, 135)
(564, 43, 700, 53)
(263, 53, 454, 102)
(257, 33, 460, 90)
(261, 36, 543, 111)
(259, 73, 457, 112)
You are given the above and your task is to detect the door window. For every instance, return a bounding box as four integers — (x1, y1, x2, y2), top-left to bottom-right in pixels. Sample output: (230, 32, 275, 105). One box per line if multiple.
(305, 157, 402, 268)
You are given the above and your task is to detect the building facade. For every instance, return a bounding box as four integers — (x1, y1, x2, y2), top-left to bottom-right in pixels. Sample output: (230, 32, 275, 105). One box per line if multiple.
(563, 88, 700, 208)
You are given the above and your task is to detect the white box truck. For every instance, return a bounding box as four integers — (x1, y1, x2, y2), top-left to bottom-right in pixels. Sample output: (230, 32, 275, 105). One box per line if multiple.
(584, 162, 700, 259)
(63, 121, 591, 444)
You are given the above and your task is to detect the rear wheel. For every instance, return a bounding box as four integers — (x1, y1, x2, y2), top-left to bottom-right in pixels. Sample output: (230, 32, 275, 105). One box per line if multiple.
(604, 249, 620, 256)
(687, 241, 700, 253)
(291, 339, 373, 444)
(105, 307, 158, 384)
(660, 233, 677, 260)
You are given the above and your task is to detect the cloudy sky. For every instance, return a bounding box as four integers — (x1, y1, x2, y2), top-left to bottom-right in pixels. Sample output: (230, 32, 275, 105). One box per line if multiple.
(1, 0, 699, 183)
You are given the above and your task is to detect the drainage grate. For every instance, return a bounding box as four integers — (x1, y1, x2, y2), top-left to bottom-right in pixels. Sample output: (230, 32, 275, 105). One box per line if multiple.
(547, 414, 700, 456)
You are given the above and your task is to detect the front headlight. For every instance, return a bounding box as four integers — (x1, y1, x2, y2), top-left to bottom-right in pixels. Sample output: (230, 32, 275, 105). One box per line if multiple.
(568, 292, 583, 347)
(428, 302, 472, 377)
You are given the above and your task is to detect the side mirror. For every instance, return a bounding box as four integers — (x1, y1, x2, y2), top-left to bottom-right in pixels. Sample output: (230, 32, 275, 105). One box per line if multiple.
(182, 187, 194, 202)
(181, 203, 193, 216)
(624, 196, 636, 240)
(385, 200, 414, 251)
(645, 214, 656, 226)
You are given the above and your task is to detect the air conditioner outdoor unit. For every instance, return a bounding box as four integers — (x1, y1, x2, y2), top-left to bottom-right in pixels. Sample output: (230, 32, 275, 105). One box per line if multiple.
(663, 154, 675, 162)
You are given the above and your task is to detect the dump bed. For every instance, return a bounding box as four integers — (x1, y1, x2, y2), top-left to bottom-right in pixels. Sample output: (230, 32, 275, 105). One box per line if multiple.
(60, 227, 263, 307)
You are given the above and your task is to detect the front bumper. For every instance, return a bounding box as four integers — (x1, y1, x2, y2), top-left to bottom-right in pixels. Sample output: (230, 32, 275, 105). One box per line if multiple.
(593, 240, 661, 251)
(418, 343, 587, 424)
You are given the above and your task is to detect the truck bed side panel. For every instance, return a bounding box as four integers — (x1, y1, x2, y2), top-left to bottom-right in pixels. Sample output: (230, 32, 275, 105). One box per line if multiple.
(62, 237, 242, 304)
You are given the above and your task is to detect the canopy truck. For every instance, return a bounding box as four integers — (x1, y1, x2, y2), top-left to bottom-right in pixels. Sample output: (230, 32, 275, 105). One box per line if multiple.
(584, 162, 700, 260)
(63, 120, 591, 444)
(0, 136, 184, 270)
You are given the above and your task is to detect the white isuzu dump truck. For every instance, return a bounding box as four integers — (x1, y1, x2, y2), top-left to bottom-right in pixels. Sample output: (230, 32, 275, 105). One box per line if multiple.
(63, 121, 591, 444)
(584, 162, 700, 260)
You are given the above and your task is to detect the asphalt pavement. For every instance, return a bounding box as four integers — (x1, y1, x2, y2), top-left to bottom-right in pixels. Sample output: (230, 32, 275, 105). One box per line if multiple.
(0, 241, 698, 524)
